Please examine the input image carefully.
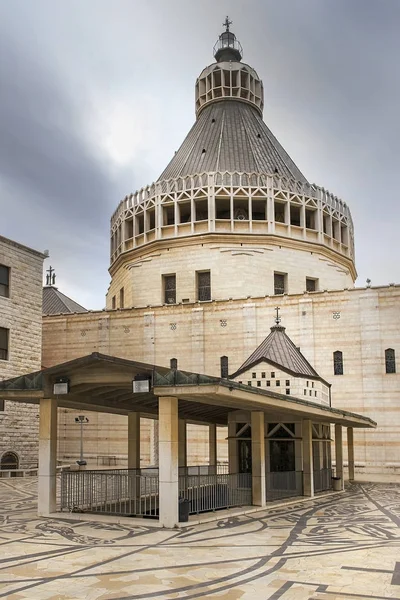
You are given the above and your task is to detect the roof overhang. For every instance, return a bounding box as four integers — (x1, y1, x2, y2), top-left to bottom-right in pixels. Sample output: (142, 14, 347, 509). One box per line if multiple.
(0, 353, 376, 429)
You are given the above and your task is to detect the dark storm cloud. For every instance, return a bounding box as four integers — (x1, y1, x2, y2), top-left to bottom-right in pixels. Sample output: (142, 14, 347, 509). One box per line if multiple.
(0, 32, 115, 227)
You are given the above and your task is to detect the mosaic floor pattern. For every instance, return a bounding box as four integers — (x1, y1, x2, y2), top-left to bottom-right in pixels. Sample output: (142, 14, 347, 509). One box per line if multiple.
(0, 478, 399, 599)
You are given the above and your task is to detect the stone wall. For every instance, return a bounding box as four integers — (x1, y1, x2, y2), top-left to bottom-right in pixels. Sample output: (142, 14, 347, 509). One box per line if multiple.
(42, 285, 400, 473)
(106, 236, 355, 309)
(0, 236, 45, 469)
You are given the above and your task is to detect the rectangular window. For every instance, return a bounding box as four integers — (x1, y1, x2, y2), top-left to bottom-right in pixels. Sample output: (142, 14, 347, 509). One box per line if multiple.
(0, 327, 9, 360)
(0, 399, 4, 411)
(112, 296, 116, 309)
(306, 278, 318, 292)
(274, 272, 287, 295)
(285, 380, 290, 386)
(276, 380, 280, 386)
(247, 381, 252, 386)
(163, 274, 176, 304)
(257, 381, 261, 387)
(267, 381, 271, 386)
(271, 372, 275, 378)
(261, 372, 266, 378)
(252, 372, 257, 378)
(286, 389, 290, 395)
(197, 271, 211, 301)
(119, 287, 124, 309)
(0, 265, 10, 298)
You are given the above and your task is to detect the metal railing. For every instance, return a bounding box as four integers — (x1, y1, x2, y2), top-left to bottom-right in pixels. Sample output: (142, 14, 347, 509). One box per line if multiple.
(179, 472, 252, 515)
(266, 471, 303, 502)
(178, 464, 228, 477)
(314, 468, 333, 492)
(60, 468, 159, 517)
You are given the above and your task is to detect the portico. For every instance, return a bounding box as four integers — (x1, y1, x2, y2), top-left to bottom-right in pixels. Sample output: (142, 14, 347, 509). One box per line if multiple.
(0, 353, 375, 527)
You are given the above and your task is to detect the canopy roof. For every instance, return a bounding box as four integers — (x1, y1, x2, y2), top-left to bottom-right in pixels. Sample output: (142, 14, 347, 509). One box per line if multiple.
(0, 353, 375, 428)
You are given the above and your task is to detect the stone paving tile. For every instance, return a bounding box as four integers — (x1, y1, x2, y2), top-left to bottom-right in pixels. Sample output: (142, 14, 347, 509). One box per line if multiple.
(0, 479, 399, 599)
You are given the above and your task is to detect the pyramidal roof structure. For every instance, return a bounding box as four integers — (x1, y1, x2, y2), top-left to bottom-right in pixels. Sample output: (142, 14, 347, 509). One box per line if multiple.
(42, 286, 88, 316)
(158, 21, 308, 184)
(231, 325, 323, 380)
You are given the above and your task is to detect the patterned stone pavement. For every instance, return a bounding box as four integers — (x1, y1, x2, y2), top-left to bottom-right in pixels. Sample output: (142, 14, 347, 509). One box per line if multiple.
(0, 478, 399, 599)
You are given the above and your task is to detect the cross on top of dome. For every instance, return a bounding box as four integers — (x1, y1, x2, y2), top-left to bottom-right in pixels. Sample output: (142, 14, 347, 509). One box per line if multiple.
(213, 16, 243, 63)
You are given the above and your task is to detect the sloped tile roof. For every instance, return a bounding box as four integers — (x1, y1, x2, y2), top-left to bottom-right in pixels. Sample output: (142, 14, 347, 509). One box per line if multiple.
(158, 100, 308, 183)
(231, 325, 322, 380)
(42, 286, 87, 315)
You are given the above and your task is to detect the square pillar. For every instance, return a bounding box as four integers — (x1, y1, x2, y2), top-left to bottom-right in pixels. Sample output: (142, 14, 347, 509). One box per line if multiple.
(178, 419, 187, 468)
(38, 398, 58, 516)
(158, 397, 179, 528)
(209, 423, 217, 469)
(251, 412, 266, 506)
(228, 418, 238, 474)
(302, 419, 314, 497)
(128, 412, 140, 469)
(335, 423, 344, 489)
(347, 427, 355, 482)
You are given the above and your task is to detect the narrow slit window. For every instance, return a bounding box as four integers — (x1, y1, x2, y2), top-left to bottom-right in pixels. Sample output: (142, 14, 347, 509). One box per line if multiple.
(385, 348, 396, 374)
(0, 327, 9, 361)
(333, 350, 343, 375)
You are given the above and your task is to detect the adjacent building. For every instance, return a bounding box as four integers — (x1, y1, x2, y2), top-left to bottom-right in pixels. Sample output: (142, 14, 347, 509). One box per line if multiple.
(0, 235, 46, 470)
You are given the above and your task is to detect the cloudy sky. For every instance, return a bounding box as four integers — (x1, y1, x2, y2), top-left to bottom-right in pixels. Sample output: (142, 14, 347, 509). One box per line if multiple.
(1, 0, 399, 309)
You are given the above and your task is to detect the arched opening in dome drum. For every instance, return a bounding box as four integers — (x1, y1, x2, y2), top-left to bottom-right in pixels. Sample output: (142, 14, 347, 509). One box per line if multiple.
(216, 197, 230, 220)
(194, 199, 208, 221)
(252, 198, 267, 221)
(178, 201, 191, 224)
(290, 205, 301, 227)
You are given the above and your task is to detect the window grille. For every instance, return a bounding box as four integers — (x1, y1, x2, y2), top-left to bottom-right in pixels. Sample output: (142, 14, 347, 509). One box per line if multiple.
(385, 348, 396, 374)
(0, 327, 9, 361)
(274, 273, 286, 295)
(220, 356, 229, 378)
(0, 265, 9, 298)
(197, 271, 211, 301)
(164, 275, 176, 304)
(333, 351, 343, 375)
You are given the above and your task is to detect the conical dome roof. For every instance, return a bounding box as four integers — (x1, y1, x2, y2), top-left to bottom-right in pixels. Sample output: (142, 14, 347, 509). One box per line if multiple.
(158, 100, 308, 182)
(158, 21, 308, 184)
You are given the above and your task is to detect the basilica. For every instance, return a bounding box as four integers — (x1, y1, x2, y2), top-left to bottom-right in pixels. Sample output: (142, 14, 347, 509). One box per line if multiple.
(0, 21, 398, 526)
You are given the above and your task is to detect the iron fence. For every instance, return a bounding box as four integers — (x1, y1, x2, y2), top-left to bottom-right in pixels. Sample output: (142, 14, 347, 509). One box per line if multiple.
(179, 472, 252, 514)
(266, 471, 303, 501)
(314, 468, 333, 492)
(178, 464, 229, 477)
(60, 468, 158, 517)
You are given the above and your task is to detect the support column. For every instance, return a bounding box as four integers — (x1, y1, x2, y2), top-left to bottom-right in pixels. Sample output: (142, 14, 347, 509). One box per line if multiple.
(209, 423, 217, 469)
(251, 412, 266, 506)
(128, 412, 140, 469)
(335, 423, 344, 489)
(347, 427, 355, 482)
(302, 419, 314, 497)
(38, 398, 58, 516)
(178, 419, 187, 468)
(228, 418, 238, 474)
(158, 397, 179, 528)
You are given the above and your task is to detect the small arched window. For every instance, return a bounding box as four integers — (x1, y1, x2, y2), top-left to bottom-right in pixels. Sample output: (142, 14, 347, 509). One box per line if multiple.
(170, 358, 178, 370)
(385, 349, 396, 374)
(333, 351, 343, 375)
(1, 451, 19, 470)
